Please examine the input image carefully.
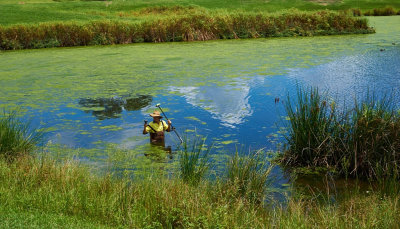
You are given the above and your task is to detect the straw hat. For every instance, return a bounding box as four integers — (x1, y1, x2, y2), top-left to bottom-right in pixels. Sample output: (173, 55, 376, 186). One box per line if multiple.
(149, 110, 162, 118)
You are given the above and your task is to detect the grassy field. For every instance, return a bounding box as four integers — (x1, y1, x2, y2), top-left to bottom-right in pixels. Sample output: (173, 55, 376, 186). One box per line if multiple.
(0, 0, 400, 26)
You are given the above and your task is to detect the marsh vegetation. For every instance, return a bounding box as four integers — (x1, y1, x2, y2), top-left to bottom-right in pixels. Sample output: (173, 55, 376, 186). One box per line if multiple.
(282, 87, 400, 180)
(0, 9, 374, 50)
(0, 113, 399, 228)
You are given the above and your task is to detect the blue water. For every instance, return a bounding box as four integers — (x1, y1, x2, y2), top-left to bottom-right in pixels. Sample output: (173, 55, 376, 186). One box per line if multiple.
(0, 17, 399, 184)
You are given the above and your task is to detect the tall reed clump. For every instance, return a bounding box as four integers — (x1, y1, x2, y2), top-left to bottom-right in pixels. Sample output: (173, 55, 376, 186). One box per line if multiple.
(0, 111, 41, 158)
(364, 7, 397, 16)
(225, 149, 275, 205)
(0, 9, 374, 50)
(178, 135, 211, 186)
(347, 97, 400, 178)
(282, 86, 400, 180)
(283, 87, 339, 167)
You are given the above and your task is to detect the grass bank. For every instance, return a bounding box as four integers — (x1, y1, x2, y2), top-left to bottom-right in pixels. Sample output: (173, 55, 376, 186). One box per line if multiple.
(0, 9, 374, 50)
(282, 87, 400, 180)
(1, 154, 399, 228)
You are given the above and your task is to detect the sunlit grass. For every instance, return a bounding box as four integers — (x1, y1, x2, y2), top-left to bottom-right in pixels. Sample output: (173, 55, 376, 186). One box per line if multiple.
(225, 148, 274, 204)
(0, 0, 399, 26)
(1, 154, 399, 228)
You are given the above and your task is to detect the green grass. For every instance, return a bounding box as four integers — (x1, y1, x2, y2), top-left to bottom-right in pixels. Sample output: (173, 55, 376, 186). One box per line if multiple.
(178, 135, 211, 186)
(0, 154, 399, 228)
(0, 111, 42, 158)
(282, 86, 400, 180)
(0, 0, 400, 26)
(226, 149, 274, 204)
(0, 206, 111, 229)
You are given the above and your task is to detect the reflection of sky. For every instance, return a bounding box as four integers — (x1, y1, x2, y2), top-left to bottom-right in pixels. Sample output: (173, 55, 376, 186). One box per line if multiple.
(169, 83, 253, 128)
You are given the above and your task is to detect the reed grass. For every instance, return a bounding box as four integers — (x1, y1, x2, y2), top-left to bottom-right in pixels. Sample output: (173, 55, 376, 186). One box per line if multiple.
(345, 7, 400, 16)
(364, 6, 398, 16)
(1, 154, 399, 228)
(282, 86, 400, 180)
(225, 149, 274, 205)
(283, 87, 339, 167)
(0, 111, 41, 159)
(0, 9, 374, 50)
(178, 135, 211, 186)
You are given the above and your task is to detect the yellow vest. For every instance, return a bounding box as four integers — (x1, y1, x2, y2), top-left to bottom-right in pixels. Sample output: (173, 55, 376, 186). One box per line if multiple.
(146, 121, 168, 133)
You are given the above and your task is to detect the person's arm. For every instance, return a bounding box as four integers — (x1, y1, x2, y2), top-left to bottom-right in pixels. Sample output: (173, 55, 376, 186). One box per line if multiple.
(143, 122, 148, 135)
(166, 120, 172, 132)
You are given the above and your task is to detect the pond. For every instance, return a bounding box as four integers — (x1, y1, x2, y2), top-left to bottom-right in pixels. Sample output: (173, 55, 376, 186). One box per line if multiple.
(0, 17, 399, 184)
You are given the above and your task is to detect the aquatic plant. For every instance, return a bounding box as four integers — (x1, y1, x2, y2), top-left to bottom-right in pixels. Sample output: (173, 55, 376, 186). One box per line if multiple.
(0, 10, 374, 50)
(178, 135, 212, 186)
(282, 87, 400, 179)
(345, 96, 400, 178)
(283, 86, 339, 167)
(0, 111, 41, 158)
(225, 149, 275, 205)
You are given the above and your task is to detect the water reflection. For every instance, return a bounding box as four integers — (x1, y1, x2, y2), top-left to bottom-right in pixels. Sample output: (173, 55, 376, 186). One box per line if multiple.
(78, 95, 152, 120)
(169, 77, 264, 128)
(287, 48, 400, 103)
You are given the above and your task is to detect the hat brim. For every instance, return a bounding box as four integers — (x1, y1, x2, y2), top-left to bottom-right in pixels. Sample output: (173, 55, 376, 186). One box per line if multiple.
(149, 114, 162, 117)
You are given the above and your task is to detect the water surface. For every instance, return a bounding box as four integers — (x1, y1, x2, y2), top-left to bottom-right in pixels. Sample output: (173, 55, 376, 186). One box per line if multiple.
(1, 17, 399, 181)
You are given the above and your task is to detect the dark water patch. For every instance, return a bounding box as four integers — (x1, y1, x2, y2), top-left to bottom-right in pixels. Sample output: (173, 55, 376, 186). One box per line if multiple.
(78, 95, 152, 120)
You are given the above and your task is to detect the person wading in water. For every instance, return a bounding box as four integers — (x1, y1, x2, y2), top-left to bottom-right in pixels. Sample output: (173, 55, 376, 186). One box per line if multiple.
(143, 111, 172, 147)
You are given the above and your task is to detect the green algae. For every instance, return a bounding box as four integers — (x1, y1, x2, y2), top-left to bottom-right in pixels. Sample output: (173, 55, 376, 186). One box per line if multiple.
(99, 125, 123, 131)
(43, 142, 178, 177)
(37, 127, 58, 133)
(220, 140, 237, 145)
(184, 116, 201, 122)
(79, 107, 106, 112)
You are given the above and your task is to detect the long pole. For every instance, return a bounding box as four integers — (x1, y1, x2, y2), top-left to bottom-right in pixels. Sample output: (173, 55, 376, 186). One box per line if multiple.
(156, 104, 183, 144)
